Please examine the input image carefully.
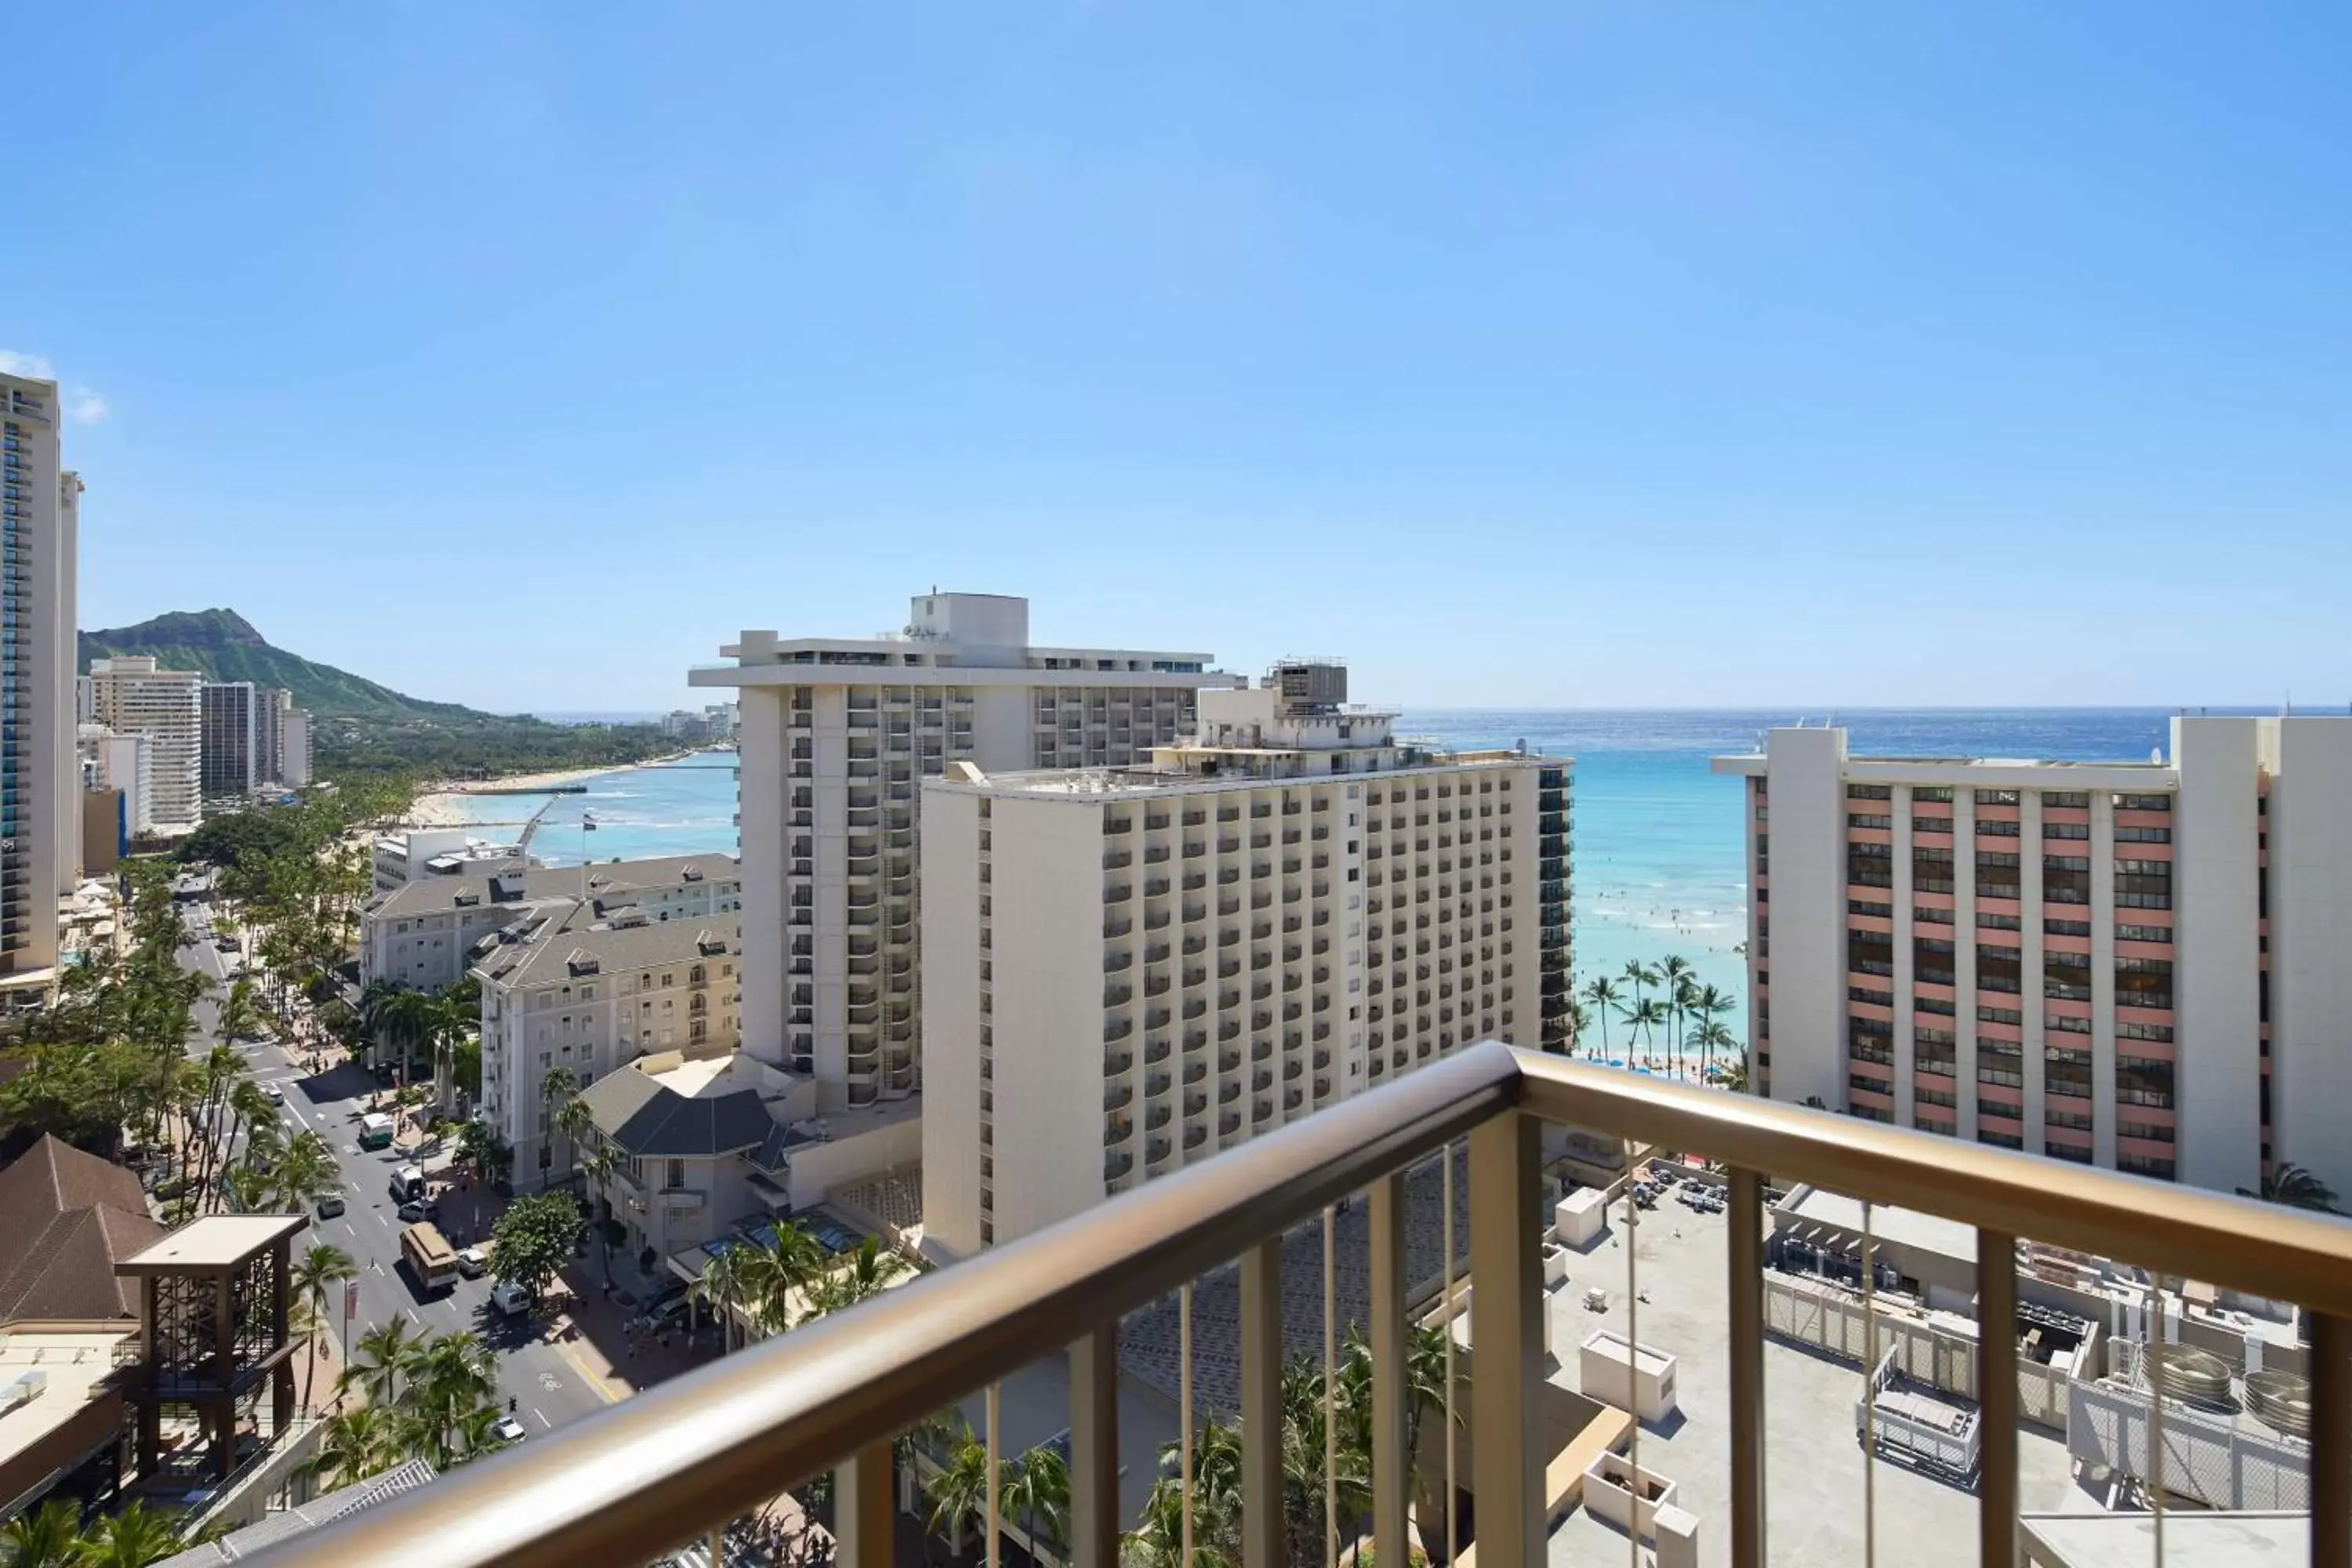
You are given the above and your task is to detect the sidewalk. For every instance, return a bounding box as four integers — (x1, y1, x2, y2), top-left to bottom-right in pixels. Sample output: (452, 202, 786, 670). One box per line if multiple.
(550, 1263, 716, 1400)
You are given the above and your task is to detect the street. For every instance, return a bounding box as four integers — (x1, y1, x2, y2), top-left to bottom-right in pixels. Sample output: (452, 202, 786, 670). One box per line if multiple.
(172, 914, 616, 1436)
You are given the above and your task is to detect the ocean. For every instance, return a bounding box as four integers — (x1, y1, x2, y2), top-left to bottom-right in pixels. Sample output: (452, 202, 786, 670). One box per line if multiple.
(444, 709, 2209, 1049)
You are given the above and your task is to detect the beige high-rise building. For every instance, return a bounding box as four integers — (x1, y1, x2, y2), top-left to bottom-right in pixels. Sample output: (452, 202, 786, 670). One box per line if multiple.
(87, 657, 202, 832)
(920, 663, 1572, 1258)
(0, 371, 79, 993)
(690, 591, 1238, 1112)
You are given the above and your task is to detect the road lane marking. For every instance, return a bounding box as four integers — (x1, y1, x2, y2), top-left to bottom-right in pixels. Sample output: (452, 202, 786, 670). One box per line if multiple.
(373, 1212, 389, 1228)
(534, 1408, 552, 1428)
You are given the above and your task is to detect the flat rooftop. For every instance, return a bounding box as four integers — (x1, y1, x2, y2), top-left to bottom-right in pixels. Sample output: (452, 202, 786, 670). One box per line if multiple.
(1541, 1188, 2094, 1566)
(2021, 1511, 2305, 1567)
(0, 1325, 136, 1466)
(1777, 1185, 1980, 1265)
(119, 1214, 307, 1273)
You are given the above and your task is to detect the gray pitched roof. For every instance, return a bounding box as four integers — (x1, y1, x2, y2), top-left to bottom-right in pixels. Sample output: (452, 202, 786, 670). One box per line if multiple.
(372, 853, 740, 920)
(157, 1459, 439, 1564)
(579, 1069, 773, 1159)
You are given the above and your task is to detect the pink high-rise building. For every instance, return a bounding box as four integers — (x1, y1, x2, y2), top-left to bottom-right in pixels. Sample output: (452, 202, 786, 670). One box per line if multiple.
(1714, 717, 2352, 1201)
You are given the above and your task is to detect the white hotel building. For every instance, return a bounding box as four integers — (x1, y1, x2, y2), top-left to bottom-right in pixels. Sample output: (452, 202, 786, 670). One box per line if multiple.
(690, 592, 1239, 1112)
(0, 369, 80, 993)
(921, 664, 1572, 1258)
(1715, 717, 2352, 1201)
(86, 657, 202, 833)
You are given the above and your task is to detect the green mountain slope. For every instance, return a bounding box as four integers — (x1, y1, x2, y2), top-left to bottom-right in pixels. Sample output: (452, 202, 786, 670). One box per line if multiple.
(78, 608, 475, 720)
(76, 608, 675, 779)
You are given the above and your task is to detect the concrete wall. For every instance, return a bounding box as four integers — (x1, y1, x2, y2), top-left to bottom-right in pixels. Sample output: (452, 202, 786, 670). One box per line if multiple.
(1761, 728, 1849, 1109)
(990, 793, 1112, 1246)
(920, 786, 985, 1258)
(736, 685, 789, 1066)
(2264, 717, 2352, 1203)
(788, 1113, 923, 1211)
(2169, 717, 2263, 1195)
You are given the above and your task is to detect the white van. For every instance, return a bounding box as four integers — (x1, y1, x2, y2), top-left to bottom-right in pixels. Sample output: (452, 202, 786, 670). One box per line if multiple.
(389, 1165, 428, 1203)
(492, 1280, 533, 1316)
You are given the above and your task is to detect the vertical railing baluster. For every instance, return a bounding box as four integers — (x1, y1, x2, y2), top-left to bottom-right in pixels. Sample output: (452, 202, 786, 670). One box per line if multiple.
(1624, 1139, 1640, 1568)
(1323, 1205, 1338, 1568)
(1242, 1238, 1284, 1568)
(1976, 1230, 2019, 1568)
(1469, 1111, 1543, 1568)
(1070, 1327, 1120, 1568)
(1180, 1282, 1195, 1568)
(1727, 1168, 1767, 1568)
(837, 1439, 895, 1568)
(985, 1382, 1002, 1568)
(1370, 1172, 1408, 1568)
(1443, 1142, 1459, 1566)
(1862, 1200, 1878, 1568)
(2312, 1311, 2350, 1568)
(2149, 1287, 2166, 1566)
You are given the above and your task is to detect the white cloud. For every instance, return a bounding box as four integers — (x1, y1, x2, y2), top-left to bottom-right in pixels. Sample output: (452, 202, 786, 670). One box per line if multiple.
(0, 350, 57, 379)
(66, 389, 110, 424)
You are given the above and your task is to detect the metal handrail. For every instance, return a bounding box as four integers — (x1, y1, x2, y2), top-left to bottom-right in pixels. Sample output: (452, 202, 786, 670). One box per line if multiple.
(1512, 1053, 2352, 1317)
(250, 1045, 1520, 1568)
(248, 1042, 2352, 1568)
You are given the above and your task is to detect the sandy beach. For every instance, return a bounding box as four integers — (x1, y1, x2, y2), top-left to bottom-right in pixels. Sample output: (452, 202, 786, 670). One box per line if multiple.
(408, 753, 699, 828)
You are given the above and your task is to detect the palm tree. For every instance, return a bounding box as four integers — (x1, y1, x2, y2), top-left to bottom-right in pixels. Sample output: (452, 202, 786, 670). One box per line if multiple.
(924, 1431, 993, 1559)
(67, 1501, 181, 1568)
(1559, 997, 1589, 1058)
(1619, 995, 1667, 1061)
(691, 1243, 756, 1352)
(310, 1404, 400, 1489)
(1658, 956, 1693, 1073)
(1000, 1445, 1070, 1564)
(291, 1243, 358, 1412)
(577, 1143, 619, 1290)
(1581, 976, 1621, 1060)
(2241, 1162, 2343, 1214)
(214, 976, 263, 1052)
(1690, 1019, 1736, 1085)
(354, 978, 403, 1073)
(807, 1237, 912, 1317)
(740, 1222, 833, 1335)
(343, 1316, 428, 1406)
(1, 1497, 82, 1568)
(1621, 960, 1658, 1014)
(270, 1131, 339, 1216)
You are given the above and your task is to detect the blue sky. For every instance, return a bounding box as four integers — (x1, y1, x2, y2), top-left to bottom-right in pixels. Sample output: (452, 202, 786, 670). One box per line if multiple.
(9, 3, 2352, 713)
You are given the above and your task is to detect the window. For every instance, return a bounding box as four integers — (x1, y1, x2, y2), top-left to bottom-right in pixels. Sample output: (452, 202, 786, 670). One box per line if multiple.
(2118, 1120, 2176, 1145)
(2114, 826, 2172, 844)
(1914, 935, 1955, 985)
(1915, 905, 1955, 925)
(1976, 943, 2020, 993)
(2114, 793, 2172, 813)
(2045, 1046, 2093, 1097)
(1978, 1040, 2024, 1087)
(666, 1159, 686, 1189)
(2043, 822, 2089, 840)
(2044, 854, 2091, 905)
(1847, 783, 1893, 800)
(1976, 910, 2020, 931)
(1849, 812, 1892, 829)
(1974, 789, 2020, 806)
(1849, 898, 1893, 917)
(2042, 791, 2089, 809)
(2117, 956, 2174, 1010)
(2044, 950, 2092, 1001)
(2118, 1055, 2175, 1109)
(2044, 917, 2091, 937)
(1913, 844, 1955, 893)
(2119, 1018, 2175, 1043)
(1911, 786, 1953, 804)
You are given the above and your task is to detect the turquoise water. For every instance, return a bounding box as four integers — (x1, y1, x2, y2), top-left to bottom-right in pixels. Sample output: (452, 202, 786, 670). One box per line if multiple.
(448, 710, 2198, 1054)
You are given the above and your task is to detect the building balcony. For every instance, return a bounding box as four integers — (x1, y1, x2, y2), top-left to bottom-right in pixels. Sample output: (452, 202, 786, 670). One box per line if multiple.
(252, 1045, 2352, 1568)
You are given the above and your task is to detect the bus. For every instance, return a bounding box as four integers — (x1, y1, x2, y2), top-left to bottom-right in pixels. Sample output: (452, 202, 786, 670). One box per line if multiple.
(401, 1222, 459, 1295)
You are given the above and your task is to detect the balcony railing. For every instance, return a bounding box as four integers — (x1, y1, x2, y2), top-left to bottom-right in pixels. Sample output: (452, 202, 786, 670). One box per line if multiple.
(262, 1043, 2352, 1568)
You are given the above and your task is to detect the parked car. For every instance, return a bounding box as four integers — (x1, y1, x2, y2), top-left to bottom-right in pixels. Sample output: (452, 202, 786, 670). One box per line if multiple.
(397, 1196, 439, 1223)
(457, 1246, 489, 1279)
(491, 1414, 527, 1444)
